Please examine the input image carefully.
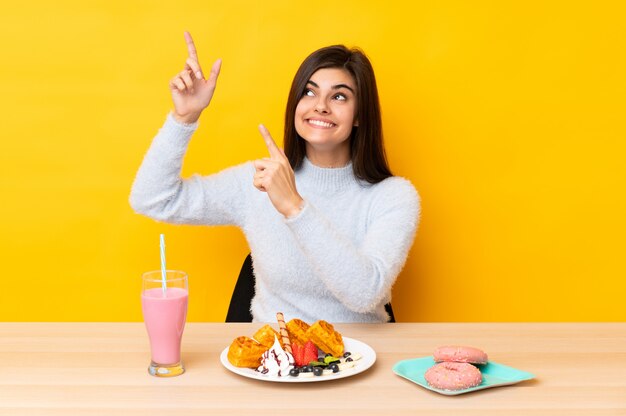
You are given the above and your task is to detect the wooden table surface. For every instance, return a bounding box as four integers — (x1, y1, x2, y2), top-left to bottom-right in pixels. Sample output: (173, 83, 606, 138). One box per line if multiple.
(1, 322, 625, 415)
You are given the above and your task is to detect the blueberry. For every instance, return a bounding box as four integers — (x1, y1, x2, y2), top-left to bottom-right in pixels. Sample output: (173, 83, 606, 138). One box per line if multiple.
(329, 363, 339, 373)
(302, 365, 313, 373)
(343, 352, 352, 358)
(346, 357, 353, 362)
(289, 368, 299, 377)
(313, 367, 323, 376)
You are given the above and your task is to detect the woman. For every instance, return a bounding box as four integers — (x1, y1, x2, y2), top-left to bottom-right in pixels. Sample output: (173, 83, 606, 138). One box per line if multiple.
(130, 32, 420, 323)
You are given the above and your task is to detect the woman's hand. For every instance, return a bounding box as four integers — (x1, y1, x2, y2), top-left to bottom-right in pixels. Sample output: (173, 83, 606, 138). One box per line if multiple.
(253, 125, 304, 218)
(169, 32, 221, 124)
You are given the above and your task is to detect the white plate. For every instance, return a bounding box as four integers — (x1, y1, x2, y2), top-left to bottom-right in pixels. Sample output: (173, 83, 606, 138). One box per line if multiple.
(220, 336, 376, 383)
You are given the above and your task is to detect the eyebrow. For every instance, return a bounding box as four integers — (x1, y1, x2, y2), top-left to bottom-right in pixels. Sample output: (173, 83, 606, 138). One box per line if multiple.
(307, 80, 355, 94)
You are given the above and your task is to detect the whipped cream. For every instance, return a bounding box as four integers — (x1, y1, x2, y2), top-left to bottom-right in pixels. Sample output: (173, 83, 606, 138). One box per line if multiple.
(257, 336, 295, 377)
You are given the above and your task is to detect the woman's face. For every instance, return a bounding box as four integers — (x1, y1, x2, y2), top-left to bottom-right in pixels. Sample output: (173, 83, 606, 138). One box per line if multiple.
(294, 68, 358, 155)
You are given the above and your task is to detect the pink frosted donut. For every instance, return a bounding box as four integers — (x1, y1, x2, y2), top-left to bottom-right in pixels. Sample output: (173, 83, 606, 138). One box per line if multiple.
(424, 362, 483, 390)
(433, 346, 488, 364)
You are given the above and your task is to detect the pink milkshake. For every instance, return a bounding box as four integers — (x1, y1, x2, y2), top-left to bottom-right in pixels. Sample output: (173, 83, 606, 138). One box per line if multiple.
(141, 270, 188, 377)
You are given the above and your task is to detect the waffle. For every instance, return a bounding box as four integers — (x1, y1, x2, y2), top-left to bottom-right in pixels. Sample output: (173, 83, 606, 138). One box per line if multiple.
(252, 324, 283, 349)
(306, 320, 344, 357)
(286, 318, 310, 346)
(227, 336, 268, 368)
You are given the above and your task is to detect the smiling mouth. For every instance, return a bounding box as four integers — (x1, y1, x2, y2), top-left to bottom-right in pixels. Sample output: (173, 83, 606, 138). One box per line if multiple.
(307, 119, 336, 128)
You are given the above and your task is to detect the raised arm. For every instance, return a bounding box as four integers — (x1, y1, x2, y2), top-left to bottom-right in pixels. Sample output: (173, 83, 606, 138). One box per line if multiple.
(129, 33, 250, 226)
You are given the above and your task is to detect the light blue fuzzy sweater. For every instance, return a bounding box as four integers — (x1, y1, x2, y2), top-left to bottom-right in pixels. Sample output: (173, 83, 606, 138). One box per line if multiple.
(130, 113, 420, 323)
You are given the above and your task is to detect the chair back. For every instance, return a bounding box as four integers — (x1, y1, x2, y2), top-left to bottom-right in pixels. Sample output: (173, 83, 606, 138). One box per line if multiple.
(226, 254, 396, 322)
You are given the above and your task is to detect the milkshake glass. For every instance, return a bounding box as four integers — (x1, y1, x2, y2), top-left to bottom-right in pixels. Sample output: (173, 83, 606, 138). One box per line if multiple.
(141, 270, 188, 377)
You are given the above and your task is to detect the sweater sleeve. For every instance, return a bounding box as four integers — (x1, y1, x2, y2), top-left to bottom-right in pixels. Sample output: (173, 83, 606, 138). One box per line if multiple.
(129, 113, 252, 226)
(284, 178, 420, 314)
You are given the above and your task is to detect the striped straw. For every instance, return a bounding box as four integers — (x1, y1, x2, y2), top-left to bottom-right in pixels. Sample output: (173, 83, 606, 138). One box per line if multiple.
(159, 234, 167, 296)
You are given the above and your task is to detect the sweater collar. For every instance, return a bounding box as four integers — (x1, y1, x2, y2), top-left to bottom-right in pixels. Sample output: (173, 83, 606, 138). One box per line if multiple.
(297, 157, 359, 194)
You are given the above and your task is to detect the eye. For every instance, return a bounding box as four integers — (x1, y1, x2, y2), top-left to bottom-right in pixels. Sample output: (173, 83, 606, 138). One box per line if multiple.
(333, 93, 347, 101)
(303, 88, 315, 97)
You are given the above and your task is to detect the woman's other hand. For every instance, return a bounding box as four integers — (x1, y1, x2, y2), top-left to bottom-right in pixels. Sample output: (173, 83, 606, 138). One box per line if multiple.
(253, 125, 304, 218)
(169, 32, 221, 124)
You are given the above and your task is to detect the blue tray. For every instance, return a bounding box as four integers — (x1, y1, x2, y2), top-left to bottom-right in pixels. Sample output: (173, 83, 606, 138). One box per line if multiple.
(392, 356, 535, 396)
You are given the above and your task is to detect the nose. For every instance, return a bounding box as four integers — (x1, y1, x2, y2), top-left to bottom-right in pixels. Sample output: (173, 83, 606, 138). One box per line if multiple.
(314, 97, 329, 114)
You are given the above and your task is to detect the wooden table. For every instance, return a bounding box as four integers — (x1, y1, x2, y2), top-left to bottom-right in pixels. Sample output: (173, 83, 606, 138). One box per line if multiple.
(1, 323, 625, 415)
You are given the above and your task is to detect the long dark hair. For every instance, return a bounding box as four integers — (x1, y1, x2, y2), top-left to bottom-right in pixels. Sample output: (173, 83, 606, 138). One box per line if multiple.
(283, 45, 392, 184)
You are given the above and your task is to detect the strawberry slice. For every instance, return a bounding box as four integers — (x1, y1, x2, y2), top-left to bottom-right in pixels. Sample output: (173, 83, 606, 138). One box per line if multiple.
(292, 342, 306, 367)
(303, 340, 318, 366)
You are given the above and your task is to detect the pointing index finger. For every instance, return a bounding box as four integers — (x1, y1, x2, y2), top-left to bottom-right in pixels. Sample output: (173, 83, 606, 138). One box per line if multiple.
(184, 31, 199, 60)
(258, 124, 282, 160)
(183, 31, 204, 79)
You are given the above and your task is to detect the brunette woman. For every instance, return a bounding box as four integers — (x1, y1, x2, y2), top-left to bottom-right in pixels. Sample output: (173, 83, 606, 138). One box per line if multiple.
(130, 32, 420, 323)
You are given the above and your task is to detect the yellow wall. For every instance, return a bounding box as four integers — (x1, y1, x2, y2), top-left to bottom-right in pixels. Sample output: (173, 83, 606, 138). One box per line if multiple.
(1, 1, 625, 322)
